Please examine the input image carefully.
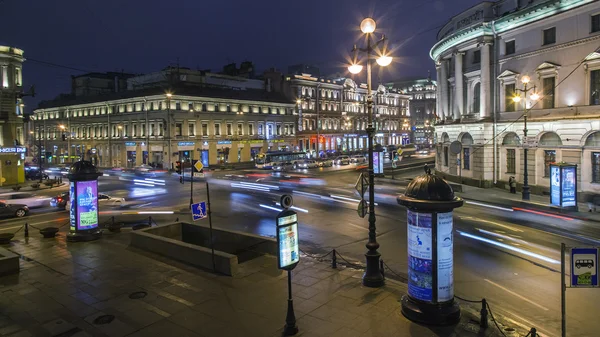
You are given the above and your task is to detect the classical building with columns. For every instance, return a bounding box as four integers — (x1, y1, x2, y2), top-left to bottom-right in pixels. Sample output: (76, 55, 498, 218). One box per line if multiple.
(432, 0, 600, 195)
(264, 71, 411, 156)
(32, 71, 296, 169)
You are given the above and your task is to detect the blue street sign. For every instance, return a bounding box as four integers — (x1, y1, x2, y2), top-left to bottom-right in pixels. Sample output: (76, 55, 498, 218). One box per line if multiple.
(571, 247, 598, 287)
(192, 202, 207, 221)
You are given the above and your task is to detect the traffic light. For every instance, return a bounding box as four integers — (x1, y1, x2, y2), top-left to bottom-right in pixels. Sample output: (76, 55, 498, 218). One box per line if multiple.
(175, 161, 182, 174)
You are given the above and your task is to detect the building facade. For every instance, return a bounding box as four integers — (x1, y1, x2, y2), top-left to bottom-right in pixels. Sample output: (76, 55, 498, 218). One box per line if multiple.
(388, 77, 437, 149)
(266, 72, 411, 157)
(0, 46, 26, 185)
(432, 0, 600, 195)
(32, 73, 296, 169)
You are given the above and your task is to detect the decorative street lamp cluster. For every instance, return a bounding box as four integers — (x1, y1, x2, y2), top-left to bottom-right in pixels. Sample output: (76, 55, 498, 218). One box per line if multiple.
(346, 17, 392, 288)
(512, 75, 541, 201)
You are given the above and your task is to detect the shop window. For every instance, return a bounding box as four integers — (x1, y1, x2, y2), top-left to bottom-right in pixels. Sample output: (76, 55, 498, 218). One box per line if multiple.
(544, 150, 556, 177)
(215, 124, 221, 136)
(593, 152, 600, 183)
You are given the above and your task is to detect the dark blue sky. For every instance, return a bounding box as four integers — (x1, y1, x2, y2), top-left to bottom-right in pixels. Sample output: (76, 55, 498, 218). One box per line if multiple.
(2, 0, 481, 108)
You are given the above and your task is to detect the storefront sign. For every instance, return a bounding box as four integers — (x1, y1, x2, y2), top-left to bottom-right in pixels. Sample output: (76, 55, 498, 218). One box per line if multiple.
(69, 180, 99, 232)
(437, 212, 454, 302)
(276, 210, 299, 270)
(407, 210, 432, 301)
(550, 164, 578, 209)
(217, 140, 232, 145)
(239, 140, 265, 144)
(178, 142, 195, 147)
(0, 147, 26, 154)
(124, 142, 136, 147)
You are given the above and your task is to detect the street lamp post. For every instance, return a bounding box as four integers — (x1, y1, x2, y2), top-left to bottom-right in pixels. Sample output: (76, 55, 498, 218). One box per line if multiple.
(348, 17, 392, 288)
(166, 93, 173, 170)
(512, 75, 539, 201)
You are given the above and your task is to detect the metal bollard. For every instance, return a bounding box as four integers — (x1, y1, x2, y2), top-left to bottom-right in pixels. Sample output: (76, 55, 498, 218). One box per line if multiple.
(530, 328, 536, 337)
(380, 259, 385, 279)
(24, 223, 29, 238)
(332, 249, 337, 269)
(480, 298, 489, 329)
(148, 216, 152, 226)
(112, 216, 115, 226)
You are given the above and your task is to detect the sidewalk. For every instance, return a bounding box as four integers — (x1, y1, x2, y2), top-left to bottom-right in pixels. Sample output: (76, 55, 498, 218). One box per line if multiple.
(0, 181, 68, 194)
(0, 228, 513, 337)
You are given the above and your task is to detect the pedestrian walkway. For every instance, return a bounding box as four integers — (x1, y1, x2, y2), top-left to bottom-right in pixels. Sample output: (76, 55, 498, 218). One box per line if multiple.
(0, 229, 514, 337)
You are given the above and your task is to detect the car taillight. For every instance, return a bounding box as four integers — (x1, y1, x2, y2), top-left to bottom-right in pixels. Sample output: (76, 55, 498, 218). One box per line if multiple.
(57, 197, 62, 202)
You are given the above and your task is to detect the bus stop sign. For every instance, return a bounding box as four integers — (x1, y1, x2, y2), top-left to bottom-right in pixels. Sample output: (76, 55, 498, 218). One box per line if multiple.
(571, 247, 598, 287)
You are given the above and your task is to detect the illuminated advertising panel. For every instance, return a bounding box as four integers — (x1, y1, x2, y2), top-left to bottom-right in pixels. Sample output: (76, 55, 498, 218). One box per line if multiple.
(437, 212, 454, 302)
(69, 180, 99, 232)
(407, 210, 432, 301)
(277, 211, 299, 270)
(550, 165, 560, 206)
(562, 166, 576, 207)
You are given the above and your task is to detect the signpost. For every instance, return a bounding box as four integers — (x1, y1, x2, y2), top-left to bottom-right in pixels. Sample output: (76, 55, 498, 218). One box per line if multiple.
(550, 163, 578, 210)
(560, 244, 599, 337)
(276, 195, 299, 336)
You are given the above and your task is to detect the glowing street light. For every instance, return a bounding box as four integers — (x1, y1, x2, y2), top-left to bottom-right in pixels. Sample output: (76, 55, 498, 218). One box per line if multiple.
(376, 55, 392, 67)
(360, 18, 376, 34)
(348, 64, 364, 74)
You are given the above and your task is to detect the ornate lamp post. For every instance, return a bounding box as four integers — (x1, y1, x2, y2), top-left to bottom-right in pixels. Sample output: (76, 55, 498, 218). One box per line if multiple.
(347, 17, 392, 288)
(512, 75, 539, 201)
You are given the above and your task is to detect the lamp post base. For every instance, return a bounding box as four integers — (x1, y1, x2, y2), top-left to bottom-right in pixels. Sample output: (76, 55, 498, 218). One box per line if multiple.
(67, 230, 102, 242)
(362, 250, 385, 288)
(401, 295, 460, 326)
(522, 185, 530, 201)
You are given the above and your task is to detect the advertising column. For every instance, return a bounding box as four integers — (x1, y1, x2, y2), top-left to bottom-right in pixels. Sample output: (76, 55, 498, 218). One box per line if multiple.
(407, 211, 433, 301)
(67, 160, 102, 242)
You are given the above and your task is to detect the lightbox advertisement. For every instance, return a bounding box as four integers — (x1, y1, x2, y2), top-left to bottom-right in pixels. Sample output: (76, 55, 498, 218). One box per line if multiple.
(277, 212, 299, 270)
(76, 180, 99, 230)
(550, 165, 560, 206)
(407, 210, 432, 302)
(562, 166, 576, 207)
(437, 212, 454, 302)
(69, 182, 76, 232)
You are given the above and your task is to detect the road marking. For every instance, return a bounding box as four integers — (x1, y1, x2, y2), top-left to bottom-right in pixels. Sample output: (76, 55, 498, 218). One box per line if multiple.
(0, 225, 25, 231)
(494, 308, 555, 337)
(483, 279, 549, 311)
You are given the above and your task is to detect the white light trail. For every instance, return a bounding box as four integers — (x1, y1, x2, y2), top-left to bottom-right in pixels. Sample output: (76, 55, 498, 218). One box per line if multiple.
(465, 200, 513, 212)
(457, 231, 560, 264)
(259, 204, 282, 212)
(330, 194, 378, 206)
(230, 183, 270, 192)
(137, 211, 174, 215)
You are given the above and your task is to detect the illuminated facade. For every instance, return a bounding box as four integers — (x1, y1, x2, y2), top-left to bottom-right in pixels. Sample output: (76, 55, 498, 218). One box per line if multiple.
(32, 84, 296, 169)
(432, 0, 600, 194)
(271, 73, 410, 156)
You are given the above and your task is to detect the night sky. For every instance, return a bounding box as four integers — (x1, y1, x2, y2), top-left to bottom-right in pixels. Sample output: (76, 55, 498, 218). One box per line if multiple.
(2, 0, 481, 109)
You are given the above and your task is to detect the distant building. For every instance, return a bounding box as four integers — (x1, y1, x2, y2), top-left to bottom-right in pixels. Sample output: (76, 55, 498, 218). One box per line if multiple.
(287, 64, 320, 77)
(0, 45, 26, 185)
(387, 77, 437, 149)
(71, 72, 135, 97)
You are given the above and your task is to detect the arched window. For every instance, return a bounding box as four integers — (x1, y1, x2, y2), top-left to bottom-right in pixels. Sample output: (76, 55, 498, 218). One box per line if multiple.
(585, 131, 600, 147)
(539, 132, 562, 146)
(502, 132, 521, 146)
(473, 83, 481, 113)
(442, 132, 450, 143)
(460, 133, 473, 145)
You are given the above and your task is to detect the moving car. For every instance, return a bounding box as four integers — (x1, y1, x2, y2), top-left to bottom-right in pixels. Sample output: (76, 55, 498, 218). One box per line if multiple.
(334, 156, 350, 165)
(351, 155, 367, 163)
(50, 192, 70, 209)
(318, 158, 333, 167)
(25, 169, 49, 180)
(272, 162, 294, 172)
(0, 192, 52, 208)
(297, 160, 319, 169)
(0, 201, 28, 218)
(66, 193, 127, 211)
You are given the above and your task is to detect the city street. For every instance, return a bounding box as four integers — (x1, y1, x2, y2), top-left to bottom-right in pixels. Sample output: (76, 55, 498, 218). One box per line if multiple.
(0, 157, 597, 337)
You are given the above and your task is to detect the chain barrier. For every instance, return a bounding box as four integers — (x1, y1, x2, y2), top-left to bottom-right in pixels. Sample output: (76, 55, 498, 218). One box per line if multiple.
(12, 225, 24, 235)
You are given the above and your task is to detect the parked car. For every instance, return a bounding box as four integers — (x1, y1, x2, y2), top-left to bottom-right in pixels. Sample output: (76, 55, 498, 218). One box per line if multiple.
(318, 158, 333, 167)
(272, 162, 294, 172)
(50, 192, 70, 209)
(0, 201, 28, 218)
(0, 192, 52, 208)
(351, 155, 367, 163)
(66, 193, 127, 212)
(25, 169, 49, 180)
(334, 156, 350, 165)
(297, 160, 319, 169)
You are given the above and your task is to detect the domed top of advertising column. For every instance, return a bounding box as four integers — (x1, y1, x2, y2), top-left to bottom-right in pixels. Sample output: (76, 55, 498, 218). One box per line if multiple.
(398, 165, 463, 212)
(67, 160, 102, 181)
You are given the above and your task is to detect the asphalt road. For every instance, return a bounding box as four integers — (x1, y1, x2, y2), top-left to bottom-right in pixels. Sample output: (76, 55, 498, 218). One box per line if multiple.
(0, 156, 596, 337)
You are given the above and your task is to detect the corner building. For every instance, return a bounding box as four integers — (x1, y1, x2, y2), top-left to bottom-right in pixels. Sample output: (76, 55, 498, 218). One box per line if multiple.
(432, 0, 600, 194)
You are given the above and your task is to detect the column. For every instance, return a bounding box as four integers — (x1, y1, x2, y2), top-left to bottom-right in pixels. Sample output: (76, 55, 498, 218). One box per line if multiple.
(480, 42, 492, 118)
(241, 145, 251, 162)
(454, 52, 464, 120)
(208, 142, 218, 165)
(440, 60, 449, 119)
(230, 142, 239, 163)
(436, 62, 443, 120)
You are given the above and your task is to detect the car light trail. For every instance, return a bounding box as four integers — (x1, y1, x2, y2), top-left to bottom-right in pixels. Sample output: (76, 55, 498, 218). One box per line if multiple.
(465, 201, 513, 212)
(512, 207, 574, 221)
(133, 180, 155, 187)
(136, 211, 174, 215)
(292, 190, 321, 198)
(330, 194, 378, 206)
(237, 181, 280, 190)
(259, 204, 282, 212)
(230, 183, 270, 192)
(272, 201, 308, 213)
(457, 230, 560, 264)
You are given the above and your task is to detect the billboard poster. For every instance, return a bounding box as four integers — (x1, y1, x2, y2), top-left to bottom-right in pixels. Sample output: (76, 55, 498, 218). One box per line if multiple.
(69, 182, 76, 232)
(373, 152, 380, 174)
(407, 210, 432, 302)
(76, 180, 99, 230)
(437, 212, 454, 302)
(277, 212, 299, 270)
(550, 165, 560, 206)
(562, 166, 576, 207)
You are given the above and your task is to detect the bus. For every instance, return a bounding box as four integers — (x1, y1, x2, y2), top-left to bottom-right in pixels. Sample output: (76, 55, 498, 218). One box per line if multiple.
(255, 151, 307, 169)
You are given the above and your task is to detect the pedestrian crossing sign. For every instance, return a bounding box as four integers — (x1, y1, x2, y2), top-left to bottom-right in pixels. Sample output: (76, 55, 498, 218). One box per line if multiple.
(192, 201, 207, 221)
